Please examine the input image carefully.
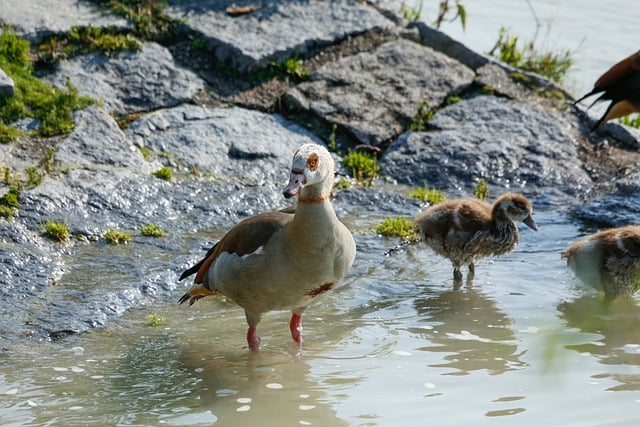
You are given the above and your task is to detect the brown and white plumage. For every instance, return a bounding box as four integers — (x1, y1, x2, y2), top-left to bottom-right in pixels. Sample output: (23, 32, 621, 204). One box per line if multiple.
(178, 143, 356, 351)
(575, 50, 640, 131)
(414, 193, 538, 281)
(562, 225, 640, 299)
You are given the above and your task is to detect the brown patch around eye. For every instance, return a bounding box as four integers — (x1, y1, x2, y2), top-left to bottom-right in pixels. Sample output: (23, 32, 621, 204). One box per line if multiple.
(307, 153, 319, 171)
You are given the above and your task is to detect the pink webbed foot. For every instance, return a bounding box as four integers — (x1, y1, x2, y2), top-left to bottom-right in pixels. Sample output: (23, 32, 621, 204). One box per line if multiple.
(289, 313, 303, 344)
(247, 327, 261, 351)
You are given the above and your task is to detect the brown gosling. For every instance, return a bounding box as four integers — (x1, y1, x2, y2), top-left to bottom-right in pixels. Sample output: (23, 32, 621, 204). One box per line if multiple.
(414, 193, 538, 281)
(562, 225, 640, 299)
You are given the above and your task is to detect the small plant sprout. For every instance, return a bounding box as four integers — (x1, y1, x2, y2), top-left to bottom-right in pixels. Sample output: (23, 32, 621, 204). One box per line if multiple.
(147, 313, 165, 327)
(434, 0, 467, 31)
(139, 146, 152, 161)
(343, 150, 380, 186)
(334, 177, 352, 190)
(399, 1, 422, 22)
(141, 223, 165, 237)
(409, 186, 447, 204)
(408, 100, 435, 131)
(473, 178, 490, 200)
(152, 166, 172, 181)
(375, 216, 415, 240)
(328, 123, 338, 152)
(42, 220, 70, 242)
(105, 229, 133, 245)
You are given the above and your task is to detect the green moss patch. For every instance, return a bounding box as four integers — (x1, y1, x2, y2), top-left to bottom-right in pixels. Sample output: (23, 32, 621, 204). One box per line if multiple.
(0, 26, 94, 142)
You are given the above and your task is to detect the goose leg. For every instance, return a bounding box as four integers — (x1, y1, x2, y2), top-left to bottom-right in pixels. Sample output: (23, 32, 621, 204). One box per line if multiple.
(247, 327, 261, 352)
(453, 266, 463, 281)
(245, 312, 262, 351)
(290, 313, 303, 344)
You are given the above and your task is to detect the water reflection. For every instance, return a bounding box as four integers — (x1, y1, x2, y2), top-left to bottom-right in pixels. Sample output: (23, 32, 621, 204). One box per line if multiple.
(558, 294, 640, 390)
(177, 343, 349, 426)
(410, 281, 527, 375)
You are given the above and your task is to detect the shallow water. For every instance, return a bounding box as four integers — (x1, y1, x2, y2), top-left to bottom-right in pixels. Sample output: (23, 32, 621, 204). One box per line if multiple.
(2, 210, 639, 426)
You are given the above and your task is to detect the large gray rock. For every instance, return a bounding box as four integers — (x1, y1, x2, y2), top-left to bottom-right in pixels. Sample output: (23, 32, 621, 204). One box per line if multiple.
(285, 38, 475, 148)
(43, 42, 205, 115)
(0, 0, 131, 41)
(0, 67, 15, 97)
(125, 104, 325, 184)
(379, 95, 593, 203)
(165, 0, 394, 73)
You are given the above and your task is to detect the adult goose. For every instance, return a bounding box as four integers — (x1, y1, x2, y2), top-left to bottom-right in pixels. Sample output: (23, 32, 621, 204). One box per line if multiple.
(414, 193, 537, 282)
(178, 143, 356, 351)
(575, 50, 640, 130)
(562, 225, 640, 299)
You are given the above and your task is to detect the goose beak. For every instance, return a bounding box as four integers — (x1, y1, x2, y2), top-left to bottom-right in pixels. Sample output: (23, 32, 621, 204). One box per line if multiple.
(283, 171, 305, 199)
(523, 215, 538, 231)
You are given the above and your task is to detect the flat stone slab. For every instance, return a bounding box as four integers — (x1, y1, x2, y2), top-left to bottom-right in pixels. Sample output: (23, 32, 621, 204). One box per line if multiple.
(286, 38, 476, 148)
(0, 0, 131, 41)
(43, 42, 205, 115)
(125, 104, 325, 185)
(379, 95, 593, 202)
(165, 0, 394, 72)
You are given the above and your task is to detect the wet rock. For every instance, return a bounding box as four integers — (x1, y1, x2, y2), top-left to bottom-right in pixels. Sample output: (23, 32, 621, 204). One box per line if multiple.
(43, 42, 205, 115)
(379, 95, 593, 203)
(285, 38, 475, 148)
(0, 221, 63, 341)
(575, 171, 640, 226)
(165, 0, 394, 73)
(0, 67, 15, 97)
(0, 0, 131, 42)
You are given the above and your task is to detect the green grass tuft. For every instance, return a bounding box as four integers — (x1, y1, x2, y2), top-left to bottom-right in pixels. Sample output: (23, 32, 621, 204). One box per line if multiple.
(489, 26, 573, 84)
(342, 151, 379, 186)
(0, 26, 94, 141)
(375, 216, 415, 240)
(473, 178, 490, 200)
(141, 223, 165, 237)
(147, 313, 165, 327)
(42, 220, 70, 242)
(152, 166, 172, 181)
(409, 186, 446, 204)
(105, 229, 133, 245)
(0, 205, 14, 219)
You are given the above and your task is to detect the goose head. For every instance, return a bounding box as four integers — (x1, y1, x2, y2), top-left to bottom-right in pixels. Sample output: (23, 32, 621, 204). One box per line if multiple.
(283, 144, 334, 200)
(493, 193, 538, 231)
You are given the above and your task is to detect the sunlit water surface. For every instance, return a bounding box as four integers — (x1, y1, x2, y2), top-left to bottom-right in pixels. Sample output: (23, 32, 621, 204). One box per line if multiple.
(2, 211, 639, 426)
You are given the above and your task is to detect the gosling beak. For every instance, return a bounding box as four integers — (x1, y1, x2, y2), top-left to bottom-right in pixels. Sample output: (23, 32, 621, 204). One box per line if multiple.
(523, 215, 538, 231)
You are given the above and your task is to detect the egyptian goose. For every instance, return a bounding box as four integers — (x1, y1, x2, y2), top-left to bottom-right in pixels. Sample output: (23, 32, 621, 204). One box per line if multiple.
(178, 143, 356, 351)
(562, 225, 640, 299)
(575, 50, 640, 130)
(414, 193, 537, 281)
